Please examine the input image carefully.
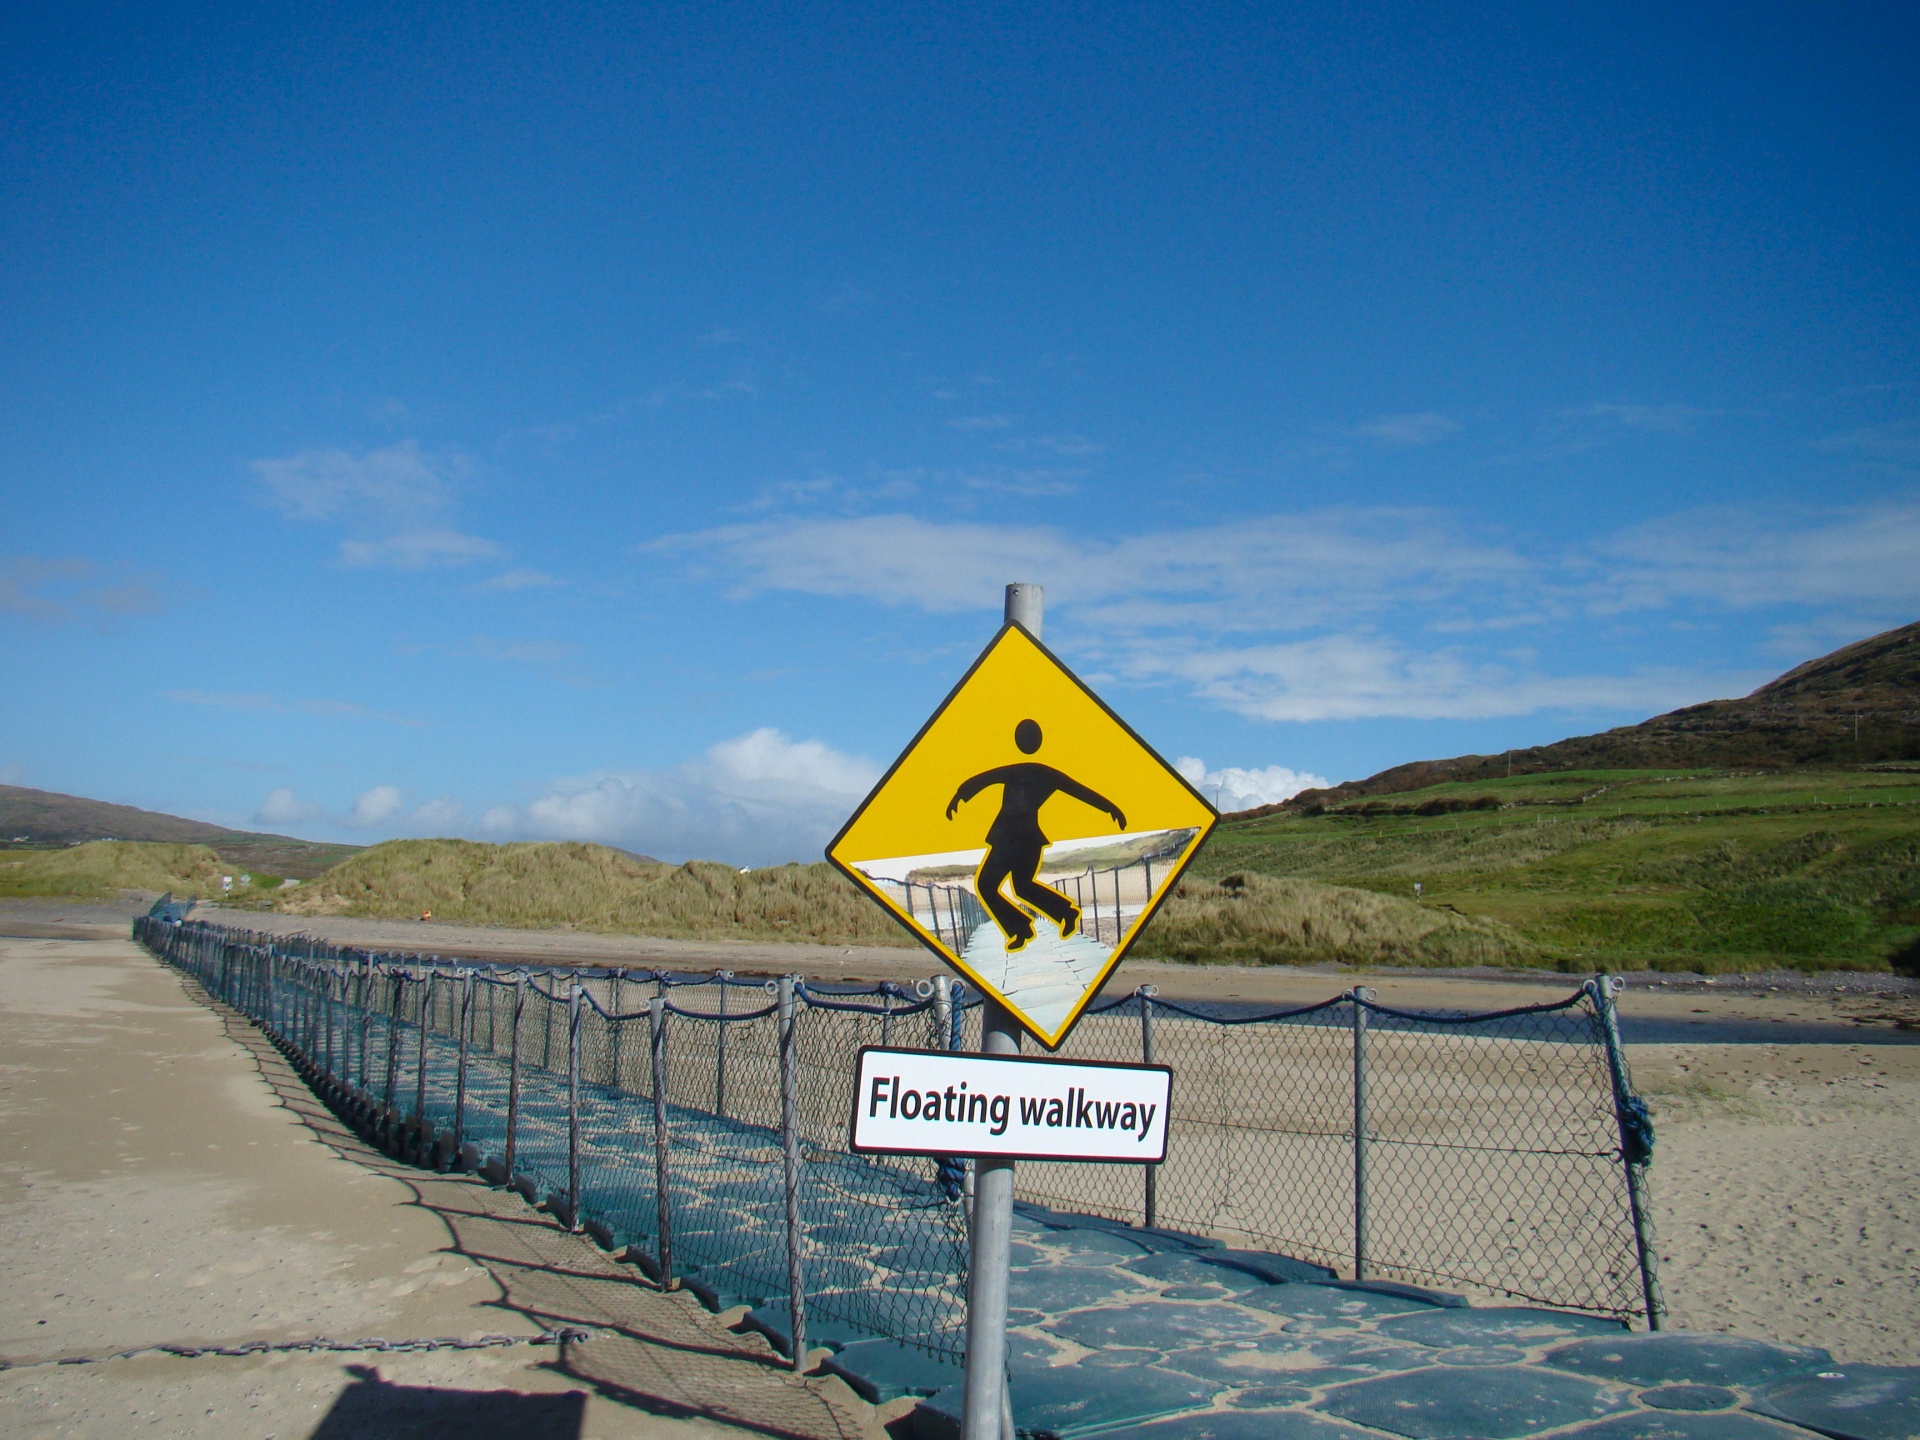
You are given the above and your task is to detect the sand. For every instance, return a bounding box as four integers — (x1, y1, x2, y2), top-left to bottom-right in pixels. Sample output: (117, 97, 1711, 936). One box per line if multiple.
(1631, 1041, 1920, 1364)
(0, 926, 876, 1440)
(6, 897, 1916, 1389)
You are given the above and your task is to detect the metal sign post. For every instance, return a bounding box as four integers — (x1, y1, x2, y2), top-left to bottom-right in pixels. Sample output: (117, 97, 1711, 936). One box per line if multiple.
(829, 582, 1214, 1440)
(964, 583, 1039, 1440)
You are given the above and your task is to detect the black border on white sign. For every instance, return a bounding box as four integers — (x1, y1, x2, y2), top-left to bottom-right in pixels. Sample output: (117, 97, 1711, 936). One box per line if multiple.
(846, 1045, 1174, 1164)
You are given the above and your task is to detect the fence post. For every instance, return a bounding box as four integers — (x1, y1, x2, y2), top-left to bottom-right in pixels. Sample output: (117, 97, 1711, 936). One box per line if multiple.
(650, 994, 674, 1287)
(714, 971, 731, 1119)
(932, 977, 963, 1203)
(323, 965, 336, 1082)
(454, 970, 473, 1161)
(358, 953, 373, 1093)
(383, 971, 403, 1111)
(608, 971, 624, 1092)
(505, 974, 525, 1179)
(778, 976, 809, 1371)
(415, 971, 433, 1146)
(1139, 985, 1158, 1229)
(1592, 974, 1666, 1330)
(542, 975, 555, 1071)
(1351, 986, 1374, 1282)
(933, 974, 952, 1044)
(567, 979, 583, 1232)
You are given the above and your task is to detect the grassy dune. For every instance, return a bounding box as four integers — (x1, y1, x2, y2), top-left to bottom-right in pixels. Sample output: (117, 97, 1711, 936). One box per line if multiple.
(1196, 767, 1920, 972)
(0, 840, 232, 899)
(1135, 872, 1526, 967)
(277, 838, 916, 947)
(280, 836, 1532, 969)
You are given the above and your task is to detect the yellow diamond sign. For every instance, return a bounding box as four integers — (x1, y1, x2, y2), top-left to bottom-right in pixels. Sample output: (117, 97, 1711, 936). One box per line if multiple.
(827, 622, 1218, 1049)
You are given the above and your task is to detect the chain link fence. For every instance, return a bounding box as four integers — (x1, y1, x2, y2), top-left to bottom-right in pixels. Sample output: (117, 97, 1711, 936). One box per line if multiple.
(134, 915, 1661, 1367)
(1013, 986, 1660, 1322)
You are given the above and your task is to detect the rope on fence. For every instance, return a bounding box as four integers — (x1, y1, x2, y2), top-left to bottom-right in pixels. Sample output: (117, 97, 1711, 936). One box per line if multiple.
(132, 914, 1661, 1358)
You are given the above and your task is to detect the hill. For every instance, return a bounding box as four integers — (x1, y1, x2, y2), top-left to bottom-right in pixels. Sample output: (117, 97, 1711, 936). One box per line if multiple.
(276, 838, 916, 947)
(1195, 766, 1920, 973)
(0, 784, 358, 880)
(0, 841, 237, 900)
(1283, 620, 1920, 810)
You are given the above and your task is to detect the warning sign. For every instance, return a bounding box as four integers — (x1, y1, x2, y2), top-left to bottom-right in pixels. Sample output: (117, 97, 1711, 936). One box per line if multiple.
(826, 621, 1217, 1049)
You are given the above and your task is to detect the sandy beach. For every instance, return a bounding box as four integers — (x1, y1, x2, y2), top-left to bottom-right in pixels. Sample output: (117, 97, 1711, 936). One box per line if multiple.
(4, 896, 1915, 1398)
(0, 921, 876, 1439)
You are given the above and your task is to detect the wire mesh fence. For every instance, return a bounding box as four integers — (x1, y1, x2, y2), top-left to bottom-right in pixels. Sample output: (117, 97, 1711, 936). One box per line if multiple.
(133, 914, 1661, 1367)
(1018, 987, 1660, 1322)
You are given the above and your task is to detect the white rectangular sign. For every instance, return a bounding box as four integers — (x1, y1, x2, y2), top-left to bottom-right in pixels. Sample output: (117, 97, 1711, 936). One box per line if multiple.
(849, 1046, 1171, 1163)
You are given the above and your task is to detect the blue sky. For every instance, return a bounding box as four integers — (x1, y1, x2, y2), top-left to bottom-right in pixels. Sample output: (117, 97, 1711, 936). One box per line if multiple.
(3, 3, 1917, 865)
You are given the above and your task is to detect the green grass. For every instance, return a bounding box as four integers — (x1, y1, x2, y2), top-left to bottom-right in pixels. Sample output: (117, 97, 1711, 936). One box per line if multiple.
(1178, 766, 1920, 972)
(279, 838, 916, 947)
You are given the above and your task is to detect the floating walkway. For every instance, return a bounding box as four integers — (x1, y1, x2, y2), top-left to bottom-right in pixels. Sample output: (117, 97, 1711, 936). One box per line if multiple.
(811, 1205, 1919, 1440)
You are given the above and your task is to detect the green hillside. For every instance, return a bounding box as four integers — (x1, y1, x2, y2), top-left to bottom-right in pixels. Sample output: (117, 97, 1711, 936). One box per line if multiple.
(1188, 767, 1920, 973)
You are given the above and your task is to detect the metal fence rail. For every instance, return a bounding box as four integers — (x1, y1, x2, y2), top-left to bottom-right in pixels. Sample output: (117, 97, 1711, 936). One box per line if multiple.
(134, 915, 1662, 1365)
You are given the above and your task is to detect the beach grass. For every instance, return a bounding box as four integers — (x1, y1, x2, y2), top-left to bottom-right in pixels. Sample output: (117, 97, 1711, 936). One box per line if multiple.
(0, 840, 234, 899)
(276, 838, 916, 947)
(1133, 871, 1527, 967)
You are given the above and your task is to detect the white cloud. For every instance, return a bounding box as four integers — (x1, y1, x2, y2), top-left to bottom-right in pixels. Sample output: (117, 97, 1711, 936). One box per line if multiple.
(166, 690, 427, 728)
(168, 689, 278, 712)
(1348, 412, 1460, 445)
(461, 636, 581, 665)
(336, 530, 504, 570)
(1817, 418, 1920, 463)
(665, 509, 1530, 630)
(1594, 503, 1920, 614)
(480, 568, 564, 592)
(253, 440, 507, 575)
(1176, 758, 1331, 810)
(484, 728, 879, 866)
(0, 557, 171, 624)
(255, 787, 322, 825)
(662, 501, 1906, 723)
(349, 785, 405, 826)
(1561, 402, 1719, 435)
(1131, 635, 1757, 723)
(253, 440, 463, 524)
(995, 434, 1104, 456)
(411, 796, 465, 830)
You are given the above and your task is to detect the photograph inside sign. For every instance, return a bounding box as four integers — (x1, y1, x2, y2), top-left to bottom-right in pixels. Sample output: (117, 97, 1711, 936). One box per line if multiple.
(847, 826, 1200, 1034)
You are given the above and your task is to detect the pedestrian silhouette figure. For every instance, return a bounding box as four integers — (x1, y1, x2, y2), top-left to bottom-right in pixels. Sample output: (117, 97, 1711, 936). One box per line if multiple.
(946, 719, 1127, 950)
